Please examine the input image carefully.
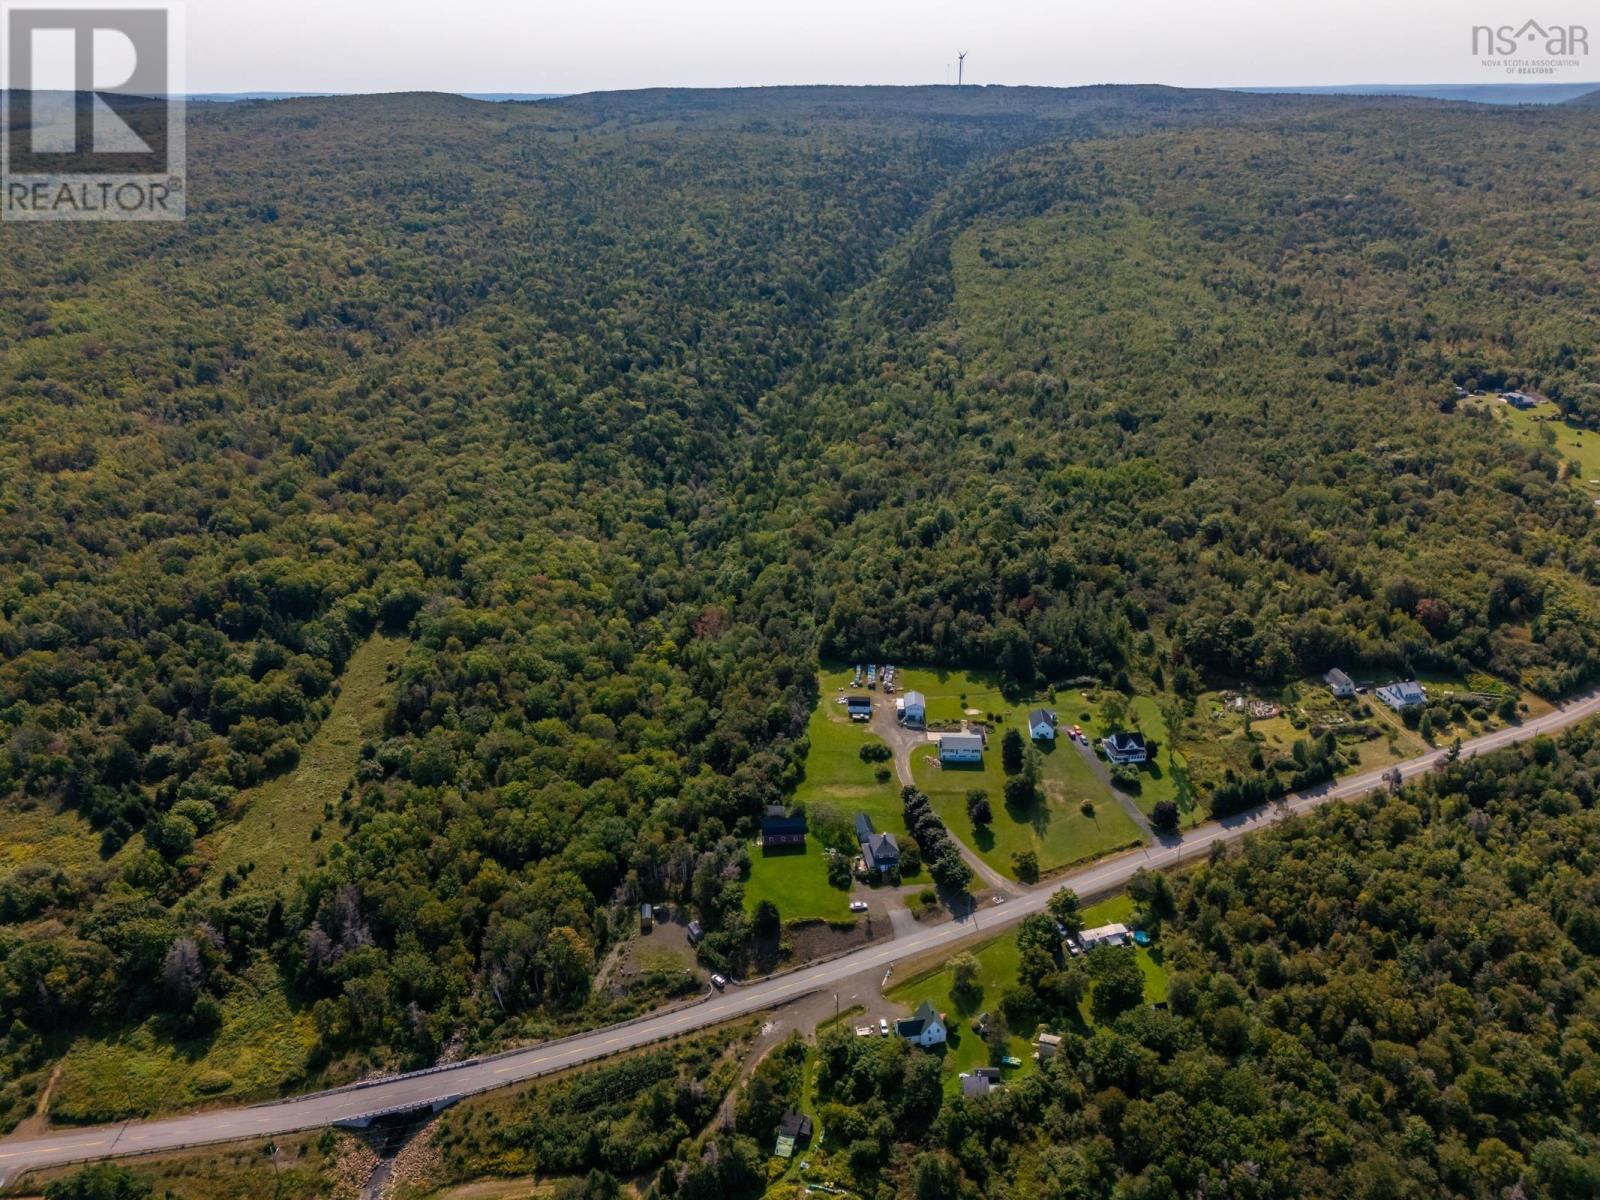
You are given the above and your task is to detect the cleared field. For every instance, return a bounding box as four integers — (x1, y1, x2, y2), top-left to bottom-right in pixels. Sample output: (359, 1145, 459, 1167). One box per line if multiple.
(204, 634, 408, 893)
(50, 960, 319, 1123)
(838, 663, 1011, 726)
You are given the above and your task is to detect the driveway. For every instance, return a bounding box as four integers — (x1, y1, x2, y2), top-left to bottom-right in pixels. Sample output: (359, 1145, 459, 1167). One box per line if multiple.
(1068, 736, 1158, 842)
(869, 700, 1016, 895)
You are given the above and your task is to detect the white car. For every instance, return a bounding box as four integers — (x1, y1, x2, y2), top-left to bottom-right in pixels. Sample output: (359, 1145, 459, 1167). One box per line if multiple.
(710, 974, 727, 990)
(879, 1018, 889, 1035)
(850, 900, 869, 912)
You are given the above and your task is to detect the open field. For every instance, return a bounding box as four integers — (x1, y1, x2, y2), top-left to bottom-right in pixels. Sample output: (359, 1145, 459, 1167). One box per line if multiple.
(203, 634, 408, 893)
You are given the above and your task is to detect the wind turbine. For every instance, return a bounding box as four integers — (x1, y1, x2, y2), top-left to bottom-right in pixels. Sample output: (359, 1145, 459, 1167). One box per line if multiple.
(957, 50, 967, 86)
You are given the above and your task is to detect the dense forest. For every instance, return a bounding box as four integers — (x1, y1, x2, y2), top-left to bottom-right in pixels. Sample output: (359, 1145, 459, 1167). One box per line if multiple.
(2, 86, 1599, 1116)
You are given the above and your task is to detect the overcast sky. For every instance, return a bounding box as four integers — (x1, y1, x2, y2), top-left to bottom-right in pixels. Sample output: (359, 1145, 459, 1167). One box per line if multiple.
(183, 0, 1596, 93)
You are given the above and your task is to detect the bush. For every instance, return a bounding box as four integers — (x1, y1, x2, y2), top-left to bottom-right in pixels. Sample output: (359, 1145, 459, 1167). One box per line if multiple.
(45, 1165, 152, 1200)
(1151, 800, 1180, 832)
(858, 742, 891, 763)
(1012, 850, 1040, 884)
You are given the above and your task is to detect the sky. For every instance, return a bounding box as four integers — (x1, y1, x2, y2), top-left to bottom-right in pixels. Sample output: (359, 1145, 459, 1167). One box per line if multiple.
(181, 0, 1596, 94)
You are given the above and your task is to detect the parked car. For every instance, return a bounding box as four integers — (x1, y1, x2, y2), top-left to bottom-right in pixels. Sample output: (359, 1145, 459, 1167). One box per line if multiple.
(710, 974, 727, 990)
(879, 1018, 889, 1036)
(850, 900, 869, 912)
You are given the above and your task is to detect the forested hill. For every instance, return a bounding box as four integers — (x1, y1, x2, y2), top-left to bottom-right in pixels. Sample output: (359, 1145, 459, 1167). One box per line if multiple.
(1, 87, 1598, 1111)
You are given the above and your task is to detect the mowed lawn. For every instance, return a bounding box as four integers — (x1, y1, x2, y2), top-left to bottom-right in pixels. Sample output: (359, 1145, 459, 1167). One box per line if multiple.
(743, 843, 851, 923)
(805, 669, 905, 837)
(910, 729, 1139, 881)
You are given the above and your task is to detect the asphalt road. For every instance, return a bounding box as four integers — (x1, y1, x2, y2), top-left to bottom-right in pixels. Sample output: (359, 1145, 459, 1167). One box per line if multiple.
(4, 687, 1597, 1185)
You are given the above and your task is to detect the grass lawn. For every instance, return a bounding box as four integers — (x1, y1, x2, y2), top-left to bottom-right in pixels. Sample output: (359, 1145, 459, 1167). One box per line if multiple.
(911, 733, 1139, 881)
(806, 668, 905, 837)
(743, 843, 852, 924)
(203, 634, 407, 894)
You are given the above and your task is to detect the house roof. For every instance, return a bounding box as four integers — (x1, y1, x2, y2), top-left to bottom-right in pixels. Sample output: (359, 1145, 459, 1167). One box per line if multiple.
(940, 732, 984, 751)
(1035, 1033, 1063, 1046)
(1105, 731, 1146, 753)
(863, 831, 899, 860)
(1028, 707, 1056, 729)
(895, 1000, 942, 1037)
(761, 810, 807, 835)
(1325, 668, 1354, 687)
(1081, 922, 1131, 944)
(855, 812, 875, 840)
(1378, 680, 1426, 705)
(903, 689, 926, 707)
(845, 694, 872, 708)
(778, 1111, 812, 1139)
(961, 1069, 1002, 1097)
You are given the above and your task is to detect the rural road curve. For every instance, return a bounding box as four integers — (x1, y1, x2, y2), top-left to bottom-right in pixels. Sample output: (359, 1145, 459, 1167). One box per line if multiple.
(4, 688, 1598, 1185)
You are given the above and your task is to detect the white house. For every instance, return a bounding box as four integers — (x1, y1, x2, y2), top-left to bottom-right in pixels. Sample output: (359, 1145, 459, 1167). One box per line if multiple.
(1102, 731, 1147, 766)
(1079, 922, 1132, 949)
(1376, 680, 1426, 711)
(1027, 707, 1056, 741)
(902, 690, 927, 726)
(1325, 668, 1355, 698)
(895, 1001, 947, 1048)
(939, 732, 984, 763)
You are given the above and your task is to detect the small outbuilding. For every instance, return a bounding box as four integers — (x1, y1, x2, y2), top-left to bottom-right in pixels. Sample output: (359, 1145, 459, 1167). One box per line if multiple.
(960, 1066, 1003, 1098)
(1325, 668, 1355, 698)
(845, 694, 873, 722)
(901, 690, 927, 726)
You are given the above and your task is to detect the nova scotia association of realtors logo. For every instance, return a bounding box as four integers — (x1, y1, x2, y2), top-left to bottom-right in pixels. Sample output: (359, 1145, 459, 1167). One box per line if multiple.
(1, 1, 185, 221)
(1472, 18, 1590, 75)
